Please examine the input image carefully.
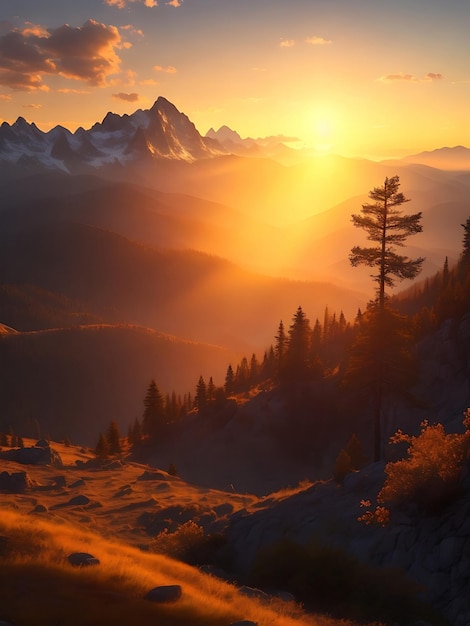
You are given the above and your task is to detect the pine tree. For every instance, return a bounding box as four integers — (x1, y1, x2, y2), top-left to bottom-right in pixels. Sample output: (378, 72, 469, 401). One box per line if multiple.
(132, 417, 142, 445)
(275, 320, 287, 369)
(194, 375, 207, 410)
(344, 433, 366, 469)
(0, 432, 8, 447)
(95, 432, 110, 459)
(207, 376, 216, 404)
(285, 306, 311, 378)
(224, 365, 235, 394)
(348, 177, 424, 462)
(461, 217, 470, 264)
(442, 256, 450, 287)
(142, 380, 165, 440)
(343, 303, 417, 462)
(249, 353, 259, 382)
(350, 175, 424, 310)
(107, 421, 121, 455)
(168, 462, 178, 477)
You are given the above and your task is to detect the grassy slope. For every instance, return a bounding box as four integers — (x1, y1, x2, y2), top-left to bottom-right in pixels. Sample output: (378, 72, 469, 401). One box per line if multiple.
(0, 441, 374, 626)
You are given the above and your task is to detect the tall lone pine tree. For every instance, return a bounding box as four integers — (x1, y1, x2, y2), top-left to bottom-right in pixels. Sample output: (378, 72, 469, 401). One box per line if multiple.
(350, 175, 424, 310)
(348, 176, 424, 462)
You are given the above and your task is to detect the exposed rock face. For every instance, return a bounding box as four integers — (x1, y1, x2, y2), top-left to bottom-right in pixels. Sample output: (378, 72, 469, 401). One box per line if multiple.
(0, 442, 63, 468)
(0, 470, 34, 493)
(227, 462, 470, 625)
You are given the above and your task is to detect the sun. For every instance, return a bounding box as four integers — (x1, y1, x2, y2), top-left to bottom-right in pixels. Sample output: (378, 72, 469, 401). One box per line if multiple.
(303, 108, 340, 153)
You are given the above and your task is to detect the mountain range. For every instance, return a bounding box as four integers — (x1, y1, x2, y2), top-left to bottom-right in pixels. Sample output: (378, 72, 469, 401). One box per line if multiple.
(2, 96, 470, 443)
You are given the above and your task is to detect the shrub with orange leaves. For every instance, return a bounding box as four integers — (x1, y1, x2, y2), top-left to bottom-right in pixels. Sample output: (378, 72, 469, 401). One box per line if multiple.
(377, 416, 470, 514)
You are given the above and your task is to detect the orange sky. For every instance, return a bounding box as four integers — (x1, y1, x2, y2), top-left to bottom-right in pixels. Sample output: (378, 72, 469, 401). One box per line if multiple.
(1, 0, 469, 159)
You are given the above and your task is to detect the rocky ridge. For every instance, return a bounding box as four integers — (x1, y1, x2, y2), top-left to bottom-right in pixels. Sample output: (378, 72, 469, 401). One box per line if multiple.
(227, 461, 470, 626)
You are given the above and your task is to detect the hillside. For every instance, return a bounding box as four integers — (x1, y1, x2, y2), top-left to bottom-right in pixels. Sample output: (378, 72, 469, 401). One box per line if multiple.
(0, 217, 365, 349)
(0, 324, 233, 444)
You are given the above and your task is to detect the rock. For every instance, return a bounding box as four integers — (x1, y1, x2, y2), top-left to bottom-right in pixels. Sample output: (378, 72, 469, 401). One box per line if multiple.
(213, 503, 234, 517)
(31, 504, 48, 514)
(68, 495, 91, 506)
(229, 621, 258, 626)
(70, 478, 86, 488)
(51, 475, 67, 488)
(67, 552, 100, 567)
(439, 536, 465, 571)
(145, 585, 182, 603)
(137, 470, 166, 481)
(0, 445, 62, 468)
(35, 439, 50, 448)
(0, 470, 34, 493)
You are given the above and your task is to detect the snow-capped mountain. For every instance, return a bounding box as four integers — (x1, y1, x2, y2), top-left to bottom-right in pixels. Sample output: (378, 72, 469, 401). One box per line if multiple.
(0, 96, 226, 175)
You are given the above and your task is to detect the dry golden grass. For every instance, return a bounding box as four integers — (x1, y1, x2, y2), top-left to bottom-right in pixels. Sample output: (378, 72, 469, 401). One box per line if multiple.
(0, 509, 373, 626)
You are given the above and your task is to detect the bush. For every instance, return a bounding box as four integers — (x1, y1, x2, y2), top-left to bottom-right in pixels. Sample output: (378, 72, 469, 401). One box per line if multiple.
(251, 537, 441, 624)
(150, 521, 229, 567)
(378, 418, 469, 514)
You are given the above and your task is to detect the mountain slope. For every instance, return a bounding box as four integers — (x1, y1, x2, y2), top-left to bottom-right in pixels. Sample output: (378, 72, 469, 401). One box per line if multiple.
(0, 324, 233, 444)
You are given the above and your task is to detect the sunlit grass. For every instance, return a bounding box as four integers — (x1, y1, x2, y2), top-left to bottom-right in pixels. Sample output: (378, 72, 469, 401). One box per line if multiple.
(0, 510, 372, 626)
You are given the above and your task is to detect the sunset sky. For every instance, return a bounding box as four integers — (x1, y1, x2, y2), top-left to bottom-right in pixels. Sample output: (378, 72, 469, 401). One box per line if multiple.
(1, 0, 469, 159)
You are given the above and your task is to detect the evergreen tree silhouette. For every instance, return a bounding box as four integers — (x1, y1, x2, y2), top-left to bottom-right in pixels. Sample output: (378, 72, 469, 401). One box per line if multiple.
(142, 379, 165, 440)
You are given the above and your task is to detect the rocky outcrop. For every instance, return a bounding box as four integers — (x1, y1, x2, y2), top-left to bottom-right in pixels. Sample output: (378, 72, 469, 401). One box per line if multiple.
(0, 470, 34, 493)
(0, 441, 62, 468)
(227, 462, 470, 625)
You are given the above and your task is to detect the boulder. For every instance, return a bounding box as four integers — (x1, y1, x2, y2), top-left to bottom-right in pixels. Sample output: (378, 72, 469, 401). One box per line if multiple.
(70, 478, 86, 488)
(0, 470, 34, 493)
(67, 495, 91, 506)
(0, 445, 62, 468)
(67, 552, 100, 567)
(51, 475, 67, 488)
(31, 504, 48, 514)
(145, 585, 182, 603)
(137, 470, 166, 481)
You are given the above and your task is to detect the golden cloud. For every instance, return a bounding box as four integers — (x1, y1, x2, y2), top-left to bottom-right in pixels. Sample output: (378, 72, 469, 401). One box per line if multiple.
(112, 91, 140, 101)
(378, 72, 444, 83)
(305, 36, 332, 45)
(0, 20, 124, 91)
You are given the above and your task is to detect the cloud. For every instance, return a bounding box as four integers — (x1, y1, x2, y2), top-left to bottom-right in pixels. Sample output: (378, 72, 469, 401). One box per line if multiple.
(112, 91, 140, 101)
(166, 0, 182, 6)
(280, 39, 295, 48)
(104, 0, 158, 7)
(153, 64, 177, 73)
(424, 72, 443, 81)
(0, 19, 123, 91)
(378, 71, 444, 83)
(120, 24, 144, 37)
(21, 23, 49, 38)
(0, 93, 11, 101)
(57, 88, 90, 94)
(140, 78, 158, 85)
(23, 103, 42, 109)
(305, 36, 332, 45)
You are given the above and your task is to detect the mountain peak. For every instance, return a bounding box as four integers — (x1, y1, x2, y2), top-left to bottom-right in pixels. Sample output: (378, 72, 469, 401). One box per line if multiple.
(0, 96, 226, 172)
